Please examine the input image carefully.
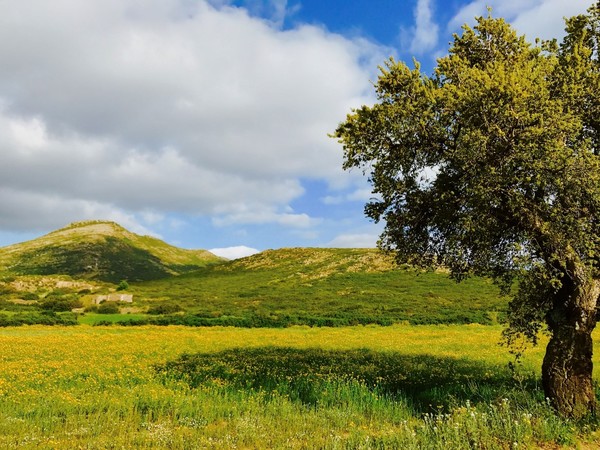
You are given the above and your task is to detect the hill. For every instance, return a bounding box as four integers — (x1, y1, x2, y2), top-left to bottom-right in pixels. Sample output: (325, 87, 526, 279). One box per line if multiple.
(0, 226, 509, 327)
(0, 221, 223, 282)
(132, 247, 509, 326)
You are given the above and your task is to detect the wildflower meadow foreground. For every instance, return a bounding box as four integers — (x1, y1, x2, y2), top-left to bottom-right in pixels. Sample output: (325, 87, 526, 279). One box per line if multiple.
(0, 324, 598, 448)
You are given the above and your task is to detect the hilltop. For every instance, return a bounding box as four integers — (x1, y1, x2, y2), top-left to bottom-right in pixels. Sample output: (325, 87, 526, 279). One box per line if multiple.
(223, 247, 396, 276)
(0, 220, 223, 282)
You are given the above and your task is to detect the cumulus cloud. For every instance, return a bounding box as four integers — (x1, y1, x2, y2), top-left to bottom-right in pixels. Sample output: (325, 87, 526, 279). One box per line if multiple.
(449, 0, 595, 41)
(326, 233, 378, 248)
(0, 0, 381, 234)
(399, 0, 439, 55)
(0, 187, 157, 236)
(410, 0, 440, 54)
(209, 245, 260, 259)
(214, 0, 300, 28)
(212, 208, 321, 228)
(322, 187, 374, 205)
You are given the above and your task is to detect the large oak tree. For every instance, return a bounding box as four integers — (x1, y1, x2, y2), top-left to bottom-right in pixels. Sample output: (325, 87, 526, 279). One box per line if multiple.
(334, 5, 600, 418)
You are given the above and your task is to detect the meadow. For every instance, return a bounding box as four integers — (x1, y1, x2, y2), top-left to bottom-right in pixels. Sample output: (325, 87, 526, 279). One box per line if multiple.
(0, 247, 510, 328)
(1, 324, 598, 449)
(129, 248, 509, 327)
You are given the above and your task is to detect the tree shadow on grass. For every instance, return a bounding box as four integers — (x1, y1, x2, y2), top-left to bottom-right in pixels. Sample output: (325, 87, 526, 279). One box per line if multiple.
(156, 347, 541, 412)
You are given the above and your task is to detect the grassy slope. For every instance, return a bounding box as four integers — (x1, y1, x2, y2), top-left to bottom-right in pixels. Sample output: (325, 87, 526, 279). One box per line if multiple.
(0, 221, 223, 282)
(134, 248, 509, 325)
(0, 225, 509, 326)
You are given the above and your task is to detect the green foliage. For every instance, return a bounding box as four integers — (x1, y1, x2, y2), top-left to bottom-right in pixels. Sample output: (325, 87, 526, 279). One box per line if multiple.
(0, 299, 37, 312)
(39, 296, 82, 312)
(146, 302, 182, 315)
(334, 6, 600, 416)
(335, 12, 599, 291)
(0, 312, 78, 326)
(20, 292, 39, 301)
(0, 284, 17, 298)
(97, 302, 120, 314)
(79, 312, 147, 325)
(116, 280, 129, 291)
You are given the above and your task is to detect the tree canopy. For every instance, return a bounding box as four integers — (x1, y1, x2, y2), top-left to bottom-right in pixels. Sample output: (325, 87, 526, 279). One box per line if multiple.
(334, 5, 600, 418)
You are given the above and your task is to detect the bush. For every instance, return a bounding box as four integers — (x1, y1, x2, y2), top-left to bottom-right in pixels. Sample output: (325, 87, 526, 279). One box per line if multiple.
(21, 292, 39, 301)
(44, 289, 71, 298)
(116, 280, 129, 291)
(92, 320, 114, 326)
(147, 302, 183, 315)
(0, 312, 78, 327)
(39, 297, 83, 312)
(0, 285, 17, 297)
(97, 302, 120, 314)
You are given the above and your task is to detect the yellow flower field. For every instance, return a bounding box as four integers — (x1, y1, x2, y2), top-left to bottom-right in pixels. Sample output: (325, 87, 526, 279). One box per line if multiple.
(0, 325, 596, 448)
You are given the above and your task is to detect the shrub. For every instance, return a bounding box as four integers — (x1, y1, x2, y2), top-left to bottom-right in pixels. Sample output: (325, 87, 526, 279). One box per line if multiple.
(44, 289, 71, 298)
(0, 311, 78, 326)
(116, 280, 129, 291)
(97, 302, 120, 314)
(92, 320, 114, 326)
(39, 297, 83, 312)
(147, 302, 183, 315)
(0, 285, 17, 297)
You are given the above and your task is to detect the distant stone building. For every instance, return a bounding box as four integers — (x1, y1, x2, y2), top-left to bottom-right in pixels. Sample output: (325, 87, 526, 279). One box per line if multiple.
(93, 294, 133, 305)
(55, 280, 94, 290)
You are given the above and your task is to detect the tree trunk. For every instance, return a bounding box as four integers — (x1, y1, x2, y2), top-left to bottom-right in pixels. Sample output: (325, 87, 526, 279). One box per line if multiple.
(542, 272, 600, 419)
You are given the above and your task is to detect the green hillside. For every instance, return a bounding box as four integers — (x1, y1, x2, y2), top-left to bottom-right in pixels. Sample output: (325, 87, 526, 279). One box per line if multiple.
(0, 221, 223, 282)
(132, 247, 509, 326)
(0, 224, 509, 327)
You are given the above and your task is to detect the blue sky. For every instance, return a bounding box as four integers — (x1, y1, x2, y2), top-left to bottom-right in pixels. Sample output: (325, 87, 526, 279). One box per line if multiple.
(0, 0, 594, 258)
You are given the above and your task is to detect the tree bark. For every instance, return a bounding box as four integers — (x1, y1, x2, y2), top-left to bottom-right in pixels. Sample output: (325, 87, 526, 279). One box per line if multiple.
(542, 272, 600, 418)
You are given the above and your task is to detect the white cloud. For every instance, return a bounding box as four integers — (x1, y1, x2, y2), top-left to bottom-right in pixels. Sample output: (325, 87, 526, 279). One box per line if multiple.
(321, 195, 344, 206)
(0, 0, 382, 233)
(209, 245, 260, 259)
(0, 187, 157, 236)
(410, 0, 439, 54)
(449, 0, 595, 41)
(322, 187, 374, 205)
(210, 0, 299, 28)
(213, 207, 321, 228)
(326, 233, 378, 248)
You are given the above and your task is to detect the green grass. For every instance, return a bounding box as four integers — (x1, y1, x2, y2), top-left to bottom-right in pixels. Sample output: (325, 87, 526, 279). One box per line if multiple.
(1, 233, 511, 328)
(132, 248, 508, 326)
(78, 313, 148, 325)
(0, 324, 597, 448)
(157, 346, 582, 447)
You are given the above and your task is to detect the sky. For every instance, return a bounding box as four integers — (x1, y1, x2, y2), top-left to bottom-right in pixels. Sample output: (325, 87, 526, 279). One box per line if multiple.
(0, 0, 595, 258)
